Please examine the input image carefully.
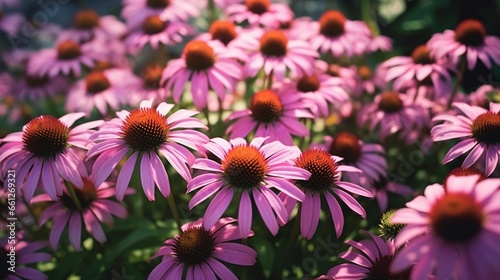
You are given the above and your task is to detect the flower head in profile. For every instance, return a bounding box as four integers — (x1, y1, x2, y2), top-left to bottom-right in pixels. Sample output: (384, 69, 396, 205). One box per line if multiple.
(390, 175, 500, 279)
(87, 100, 208, 201)
(188, 137, 309, 237)
(370, 176, 413, 212)
(226, 89, 314, 145)
(280, 148, 372, 239)
(0, 113, 102, 201)
(161, 40, 242, 110)
(244, 29, 318, 81)
(358, 91, 430, 142)
(431, 102, 500, 176)
(121, 0, 200, 29)
(427, 19, 500, 70)
(225, 0, 294, 29)
(32, 176, 133, 251)
(15, 74, 70, 101)
(149, 218, 257, 280)
(1, 234, 51, 280)
(320, 231, 411, 280)
(27, 40, 103, 78)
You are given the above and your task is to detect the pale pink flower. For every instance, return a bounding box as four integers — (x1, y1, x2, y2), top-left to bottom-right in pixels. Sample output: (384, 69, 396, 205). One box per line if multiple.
(225, 0, 294, 29)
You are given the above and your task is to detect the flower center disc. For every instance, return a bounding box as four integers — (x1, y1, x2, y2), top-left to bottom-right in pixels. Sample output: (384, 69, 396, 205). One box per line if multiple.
(86, 71, 111, 94)
(209, 20, 237, 46)
(368, 255, 412, 280)
(23, 116, 69, 158)
(57, 40, 82, 60)
(259, 30, 288, 57)
(378, 92, 403, 113)
(147, 0, 170, 8)
(454, 19, 486, 46)
(357, 66, 373, 80)
(143, 15, 166, 35)
(121, 108, 169, 151)
(430, 193, 484, 243)
(471, 112, 500, 144)
(184, 41, 216, 72)
(411, 45, 434, 65)
(222, 145, 268, 189)
(74, 9, 100, 29)
(143, 64, 163, 88)
(297, 75, 320, 93)
(443, 167, 486, 188)
(61, 178, 98, 210)
(295, 149, 339, 192)
(329, 131, 361, 163)
(319, 10, 346, 38)
(246, 0, 270, 15)
(249, 90, 284, 123)
(25, 75, 49, 87)
(174, 227, 214, 265)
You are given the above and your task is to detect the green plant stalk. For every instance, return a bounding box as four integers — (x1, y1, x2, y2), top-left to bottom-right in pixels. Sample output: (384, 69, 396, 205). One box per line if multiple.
(167, 194, 183, 231)
(66, 181, 83, 212)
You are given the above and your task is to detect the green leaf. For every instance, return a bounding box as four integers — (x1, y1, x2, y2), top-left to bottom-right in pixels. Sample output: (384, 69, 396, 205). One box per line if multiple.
(251, 235, 275, 278)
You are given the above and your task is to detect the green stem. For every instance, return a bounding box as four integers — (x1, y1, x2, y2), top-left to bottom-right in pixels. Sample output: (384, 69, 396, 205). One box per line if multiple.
(167, 194, 183, 231)
(447, 55, 467, 109)
(66, 182, 82, 212)
(241, 238, 248, 280)
(22, 197, 39, 226)
(208, 0, 217, 24)
(203, 108, 214, 137)
(272, 207, 301, 278)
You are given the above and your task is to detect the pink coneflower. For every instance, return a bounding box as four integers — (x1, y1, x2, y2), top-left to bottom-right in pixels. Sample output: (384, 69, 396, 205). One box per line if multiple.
(16, 74, 70, 101)
(59, 10, 126, 43)
(368, 34, 393, 53)
(1, 235, 51, 280)
(244, 30, 318, 81)
(308, 10, 372, 57)
(0, 9, 23, 36)
(358, 91, 430, 141)
(149, 218, 257, 280)
(27, 40, 102, 78)
(315, 131, 387, 183)
(122, 0, 200, 30)
(469, 84, 497, 108)
(324, 62, 358, 94)
(354, 65, 383, 96)
(443, 167, 486, 188)
(66, 69, 142, 117)
(427, 19, 500, 70)
(125, 15, 193, 52)
(187, 137, 309, 236)
(370, 176, 413, 212)
(32, 177, 132, 251)
(0, 113, 102, 201)
(280, 148, 372, 239)
(280, 73, 349, 118)
(431, 102, 500, 176)
(320, 231, 411, 279)
(225, 0, 294, 29)
(161, 40, 242, 110)
(381, 45, 451, 95)
(225, 89, 314, 145)
(87, 99, 208, 201)
(134, 63, 169, 102)
(390, 175, 500, 279)
(196, 19, 247, 49)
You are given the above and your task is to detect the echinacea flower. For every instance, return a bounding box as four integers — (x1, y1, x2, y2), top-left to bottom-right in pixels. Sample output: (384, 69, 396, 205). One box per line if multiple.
(280, 72, 349, 118)
(354, 65, 379, 96)
(65, 69, 142, 117)
(390, 175, 500, 279)
(320, 231, 411, 279)
(125, 15, 193, 51)
(244, 29, 318, 81)
(308, 10, 372, 57)
(280, 148, 372, 239)
(380, 45, 451, 96)
(0, 113, 102, 201)
(469, 84, 498, 108)
(15, 74, 70, 101)
(358, 91, 430, 142)
(431, 102, 500, 176)
(225, 0, 294, 29)
(370, 176, 413, 212)
(149, 218, 257, 280)
(0, 9, 23, 36)
(427, 19, 500, 70)
(196, 19, 245, 49)
(161, 40, 242, 110)
(225, 89, 314, 145)
(32, 176, 132, 251)
(1, 235, 51, 280)
(27, 40, 102, 78)
(59, 9, 126, 43)
(187, 137, 309, 236)
(443, 167, 486, 188)
(87, 99, 208, 201)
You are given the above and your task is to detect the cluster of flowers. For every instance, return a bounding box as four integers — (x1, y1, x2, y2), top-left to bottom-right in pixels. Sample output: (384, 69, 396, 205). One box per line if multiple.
(1, 0, 500, 279)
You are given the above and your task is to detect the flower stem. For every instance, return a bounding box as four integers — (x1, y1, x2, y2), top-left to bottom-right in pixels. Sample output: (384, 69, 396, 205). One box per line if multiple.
(66, 182, 83, 212)
(22, 197, 39, 226)
(167, 194, 183, 231)
(264, 71, 274, 90)
(447, 55, 467, 109)
(272, 207, 301, 278)
(203, 108, 214, 137)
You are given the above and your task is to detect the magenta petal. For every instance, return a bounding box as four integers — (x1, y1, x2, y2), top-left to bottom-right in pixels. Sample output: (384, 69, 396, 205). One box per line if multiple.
(253, 188, 279, 236)
(50, 212, 70, 250)
(149, 152, 171, 197)
(213, 243, 257, 266)
(202, 187, 234, 230)
(141, 153, 155, 201)
(207, 258, 238, 280)
(325, 192, 344, 237)
(116, 152, 138, 201)
(69, 212, 82, 251)
(238, 190, 253, 238)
